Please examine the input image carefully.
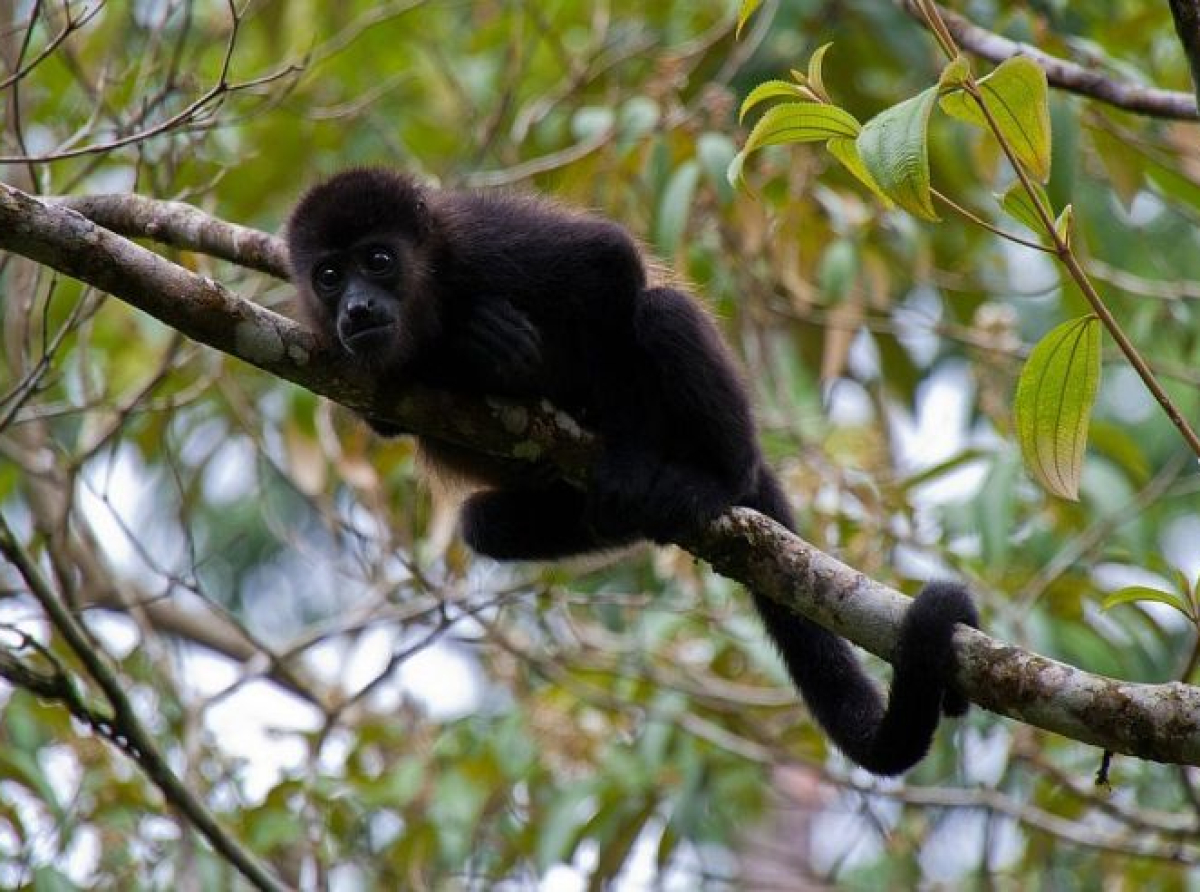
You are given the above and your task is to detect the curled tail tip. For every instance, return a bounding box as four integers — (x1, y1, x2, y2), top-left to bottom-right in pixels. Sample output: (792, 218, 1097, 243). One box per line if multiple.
(941, 689, 971, 718)
(910, 579, 980, 630)
(911, 579, 978, 721)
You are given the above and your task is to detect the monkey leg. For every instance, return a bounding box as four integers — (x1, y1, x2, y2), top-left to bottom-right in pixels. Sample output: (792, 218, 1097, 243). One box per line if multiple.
(460, 482, 635, 560)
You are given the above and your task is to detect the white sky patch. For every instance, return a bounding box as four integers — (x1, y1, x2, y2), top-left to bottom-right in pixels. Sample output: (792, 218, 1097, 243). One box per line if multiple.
(890, 364, 968, 471)
(1093, 562, 1175, 593)
(919, 807, 1022, 881)
(202, 673, 322, 802)
(824, 378, 873, 427)
(1101, 366, 1156, 424)
(847, 326, 880, 380)
(1163, 516, 1200, 582)
(201, 435, 259, 505)
(86, 611, 142, 660)
(76, 445, 150, 574)
(889, 362, 989, 507)
(395, 641, 482, 720)
(894, 284, 943, 366)
(1003, 237, 1060, 299)
(1128, 190, 1166, 227)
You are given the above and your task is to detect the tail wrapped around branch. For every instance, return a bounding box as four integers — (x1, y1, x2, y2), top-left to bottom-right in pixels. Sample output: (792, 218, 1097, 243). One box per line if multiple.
(745, 471, 978, 776)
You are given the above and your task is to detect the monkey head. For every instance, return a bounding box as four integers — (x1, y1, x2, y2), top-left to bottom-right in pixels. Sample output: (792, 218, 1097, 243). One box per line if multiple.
(286, 168, 442, 370)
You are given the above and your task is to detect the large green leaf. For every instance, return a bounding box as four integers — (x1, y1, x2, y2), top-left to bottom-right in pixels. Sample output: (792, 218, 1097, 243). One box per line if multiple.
(940, 56, 1052, 182)
(742, 102, 861, 149)
(856, 86, 940, 220)
(1014, 315, 1102, 500)
(738, 80, 816, 122)
(729, 103, 861, 184)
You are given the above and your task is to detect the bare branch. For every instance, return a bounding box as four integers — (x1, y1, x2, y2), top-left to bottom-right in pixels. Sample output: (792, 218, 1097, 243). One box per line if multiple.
(0, 2, 105, 92)
(0, 4, 303, 164)
(0, 628, 112, 729)
(896, 0, 1199, 121)
(52, 193, 289, 277)
(0, 515, 289, 892)
(5, 183, 1200, 768)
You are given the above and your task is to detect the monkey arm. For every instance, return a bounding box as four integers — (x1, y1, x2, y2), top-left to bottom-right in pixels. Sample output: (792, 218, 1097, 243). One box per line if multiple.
(451, 297, 543, 394)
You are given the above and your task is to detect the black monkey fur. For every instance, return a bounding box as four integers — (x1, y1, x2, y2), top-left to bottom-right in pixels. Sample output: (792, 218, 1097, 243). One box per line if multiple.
(286, 168, 978, 776)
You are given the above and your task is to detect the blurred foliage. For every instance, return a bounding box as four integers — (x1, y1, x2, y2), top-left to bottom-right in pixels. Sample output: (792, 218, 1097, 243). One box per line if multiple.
(2, 0, 1200, 889)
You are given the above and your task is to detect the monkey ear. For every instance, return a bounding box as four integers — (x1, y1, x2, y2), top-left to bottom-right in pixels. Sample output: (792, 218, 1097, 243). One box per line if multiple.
(412, 194, 433, 242)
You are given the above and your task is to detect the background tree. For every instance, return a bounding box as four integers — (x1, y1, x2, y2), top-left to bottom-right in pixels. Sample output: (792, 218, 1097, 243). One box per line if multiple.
(1, 0, 1200, 889)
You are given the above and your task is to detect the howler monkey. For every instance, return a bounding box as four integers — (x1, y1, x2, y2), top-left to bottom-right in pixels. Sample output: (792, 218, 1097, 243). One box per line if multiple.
(287, 168, 978, 776)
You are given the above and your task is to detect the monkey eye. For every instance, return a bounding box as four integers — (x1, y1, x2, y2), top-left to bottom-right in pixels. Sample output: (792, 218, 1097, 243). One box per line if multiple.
(362, 247, 396, 277)
(313, 263, 343, 293)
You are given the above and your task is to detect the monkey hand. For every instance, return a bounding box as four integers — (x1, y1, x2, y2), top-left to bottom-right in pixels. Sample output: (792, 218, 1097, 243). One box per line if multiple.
(457, 299, 543, 392)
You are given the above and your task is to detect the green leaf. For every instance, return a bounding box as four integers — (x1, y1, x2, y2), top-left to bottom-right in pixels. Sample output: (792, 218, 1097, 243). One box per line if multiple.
(617, 97, 661, 141)
(976, 451, 1020, 567)
(939, 56, 1051, 181)
(729, 103, 861, 185)
(696, 132, 737, 204)
(856, 86, 940, 220)
(1054, 203, 1073, 248)
(1089, 126, 1146, 209)
(806, 42, 834, 101)
(537, 782, 596, 869)
(1014, 316, 1102, 501)
(743, 102, 861, 148)
(589, 797, 659, 887)
(654, 161, 701, 256)
(739, 80, 816, 123)
(816, 239, 858, 302)
(656, 821, 681, 873)
(0, 749, 62, 818)
(32, 866, 76, 892)
(736, 0, 763, 37)
(1102, 586, 1190, 617)
(826, 137, 894, 207)
(570, 106, 615, 141)
(1088, 422, 1151, 484)
(998, 179, 1053, 235)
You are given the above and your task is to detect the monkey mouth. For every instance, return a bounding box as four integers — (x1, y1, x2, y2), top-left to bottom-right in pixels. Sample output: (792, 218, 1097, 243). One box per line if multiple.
(341, 323, 394, 356)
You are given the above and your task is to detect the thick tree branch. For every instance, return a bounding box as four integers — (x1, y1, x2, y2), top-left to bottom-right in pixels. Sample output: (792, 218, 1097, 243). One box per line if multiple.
(897, 0, 1199, 121)
(5, 183, 1200, 767)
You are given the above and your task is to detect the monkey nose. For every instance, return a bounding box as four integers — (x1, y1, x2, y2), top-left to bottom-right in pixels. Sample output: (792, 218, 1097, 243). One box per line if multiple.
(346, 299, 375, 321)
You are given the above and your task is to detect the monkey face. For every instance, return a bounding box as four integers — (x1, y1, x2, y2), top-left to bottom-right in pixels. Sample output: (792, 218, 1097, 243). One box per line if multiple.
(307, 242, 406, 361)
(287, 169, 443, 372)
